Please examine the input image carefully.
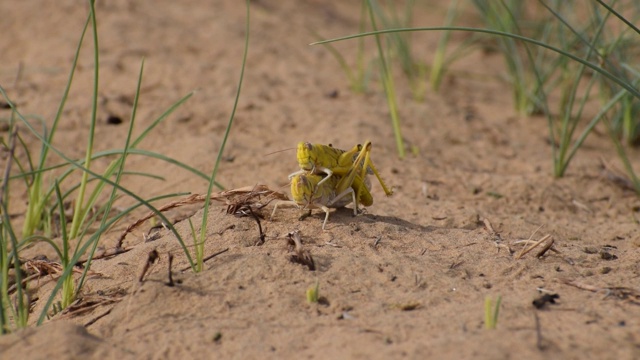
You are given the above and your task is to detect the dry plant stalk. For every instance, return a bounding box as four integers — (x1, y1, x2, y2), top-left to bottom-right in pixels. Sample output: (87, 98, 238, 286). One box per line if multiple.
(515, 234, 553, 260)
(287, 230, 315, 271)
(178, 248, 230, 272)
(560, 278, 640, 305)
(9, 258, 93, 295)
(138, 249, 159, 282)
(167, 253, 175, 287)
(57, 288, 126, 319)
(229, 203, 265, 246)
(481, 217, 512, 254)
(76, 246, 131, 265)
(117, 184, 288, 247)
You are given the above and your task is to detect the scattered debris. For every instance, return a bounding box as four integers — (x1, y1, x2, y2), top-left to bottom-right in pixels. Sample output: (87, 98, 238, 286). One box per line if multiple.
(213, 332, 223, 343)
(481, 217, 512, 254)
(49, 287, 127, 325)
(58, 287, 127, 319)
(513, 228, 574, 265)
(560, 278, 640, 305)
(139, 250, 160, 282)
(534, 312, 544, 351)
(229, 202, 265, 246)
(324, 241, 342, 248)
(84, 308, 113, 328)
(390, 302, 421, 311)
(600, 245, 618, 261)
(118, 184, 287, 247)
(286, 230, 315, 271)
(179, 248, 230, 272)
(167, 253, 175, 287)
(515, 234, 553, 260)
(10, 257, 92, 295)
(76, 246, 131, 265)
(373, 236, 382, 248)
(584, 245, 618, 260)
(105, 114, 123, 125)
(532, 293, 560, 309)
(144, 232, 162, 242)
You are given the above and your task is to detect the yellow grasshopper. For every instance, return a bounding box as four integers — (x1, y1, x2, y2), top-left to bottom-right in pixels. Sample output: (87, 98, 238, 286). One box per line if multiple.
(271, 173, 363, 230)
(289, 141, 393, 201)
(273, 141, 392, 229)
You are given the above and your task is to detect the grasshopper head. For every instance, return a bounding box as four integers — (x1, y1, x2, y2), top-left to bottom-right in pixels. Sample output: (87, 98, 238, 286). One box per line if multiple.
(290, 173, 322, 208)
(296, 142, 316, 171)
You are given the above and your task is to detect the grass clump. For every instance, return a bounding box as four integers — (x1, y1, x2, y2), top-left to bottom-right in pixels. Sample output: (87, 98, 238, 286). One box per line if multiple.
(0, 0, 250, 332)
(313, 1, 640, 186)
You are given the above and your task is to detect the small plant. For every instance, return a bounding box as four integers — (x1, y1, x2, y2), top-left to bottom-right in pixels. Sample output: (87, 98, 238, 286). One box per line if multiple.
(484, 295, 502, 330)
(186, 218, 205, 273)
(306, 280, 320, 303)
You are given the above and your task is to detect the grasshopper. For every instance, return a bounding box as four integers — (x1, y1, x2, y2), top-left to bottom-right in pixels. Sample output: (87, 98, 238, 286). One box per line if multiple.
(271, 172, 367, 230)
(289, 141, 393, 201)
(273, 141, 391, 229)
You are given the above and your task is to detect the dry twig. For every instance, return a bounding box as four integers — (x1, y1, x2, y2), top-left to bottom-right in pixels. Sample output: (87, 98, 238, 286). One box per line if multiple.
(117, 185, 288, 247)
(138, 250, 159, 282)
(481, 217, 512, 254)
(179, 248, 230, 272)
(287, 231, 315, 271)
(167, 253, 175, 287)
(560, 278, 640, 305)
(515, 234, 553, 260)
(76, 246, 131, 265)
(9, 258, 92, 294)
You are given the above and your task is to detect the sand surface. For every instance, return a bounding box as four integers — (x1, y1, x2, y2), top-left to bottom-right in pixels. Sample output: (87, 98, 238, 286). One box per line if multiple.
(1, 1, 639, 359)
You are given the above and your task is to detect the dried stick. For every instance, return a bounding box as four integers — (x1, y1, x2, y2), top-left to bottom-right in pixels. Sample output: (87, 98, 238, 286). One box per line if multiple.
(515, 234, 552, 260)
(117, 185, 287, 247)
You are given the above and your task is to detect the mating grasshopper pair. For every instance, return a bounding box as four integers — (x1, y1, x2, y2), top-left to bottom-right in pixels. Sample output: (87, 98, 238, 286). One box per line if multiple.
(271, 141, 393, 230)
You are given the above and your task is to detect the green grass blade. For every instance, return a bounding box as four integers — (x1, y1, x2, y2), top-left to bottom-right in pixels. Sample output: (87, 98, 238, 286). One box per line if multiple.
(430, 0, 458, 91)
(198, 0, 250, 272)
(34, 190, 188, 325)
(69, 0, 100, 240)
(366, 0, 405, 158)
(311, 26, 640, 99)
(76, 59, 145, 292)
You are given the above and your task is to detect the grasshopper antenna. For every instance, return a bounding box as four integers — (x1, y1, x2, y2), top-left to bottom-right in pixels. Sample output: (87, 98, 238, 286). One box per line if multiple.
(264, 147, 296, 157)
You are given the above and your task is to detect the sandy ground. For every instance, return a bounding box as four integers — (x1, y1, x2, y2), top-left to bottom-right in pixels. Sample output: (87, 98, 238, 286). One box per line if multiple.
(1, 1, 639, 359)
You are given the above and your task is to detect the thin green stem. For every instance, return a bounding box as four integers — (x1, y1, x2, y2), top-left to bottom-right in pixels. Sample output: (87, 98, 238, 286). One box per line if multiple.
(69, 0, 99, 240)
(197, 0, 250, 272)
(311, 26, 640, 99)
(366, 0, 405, 158)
